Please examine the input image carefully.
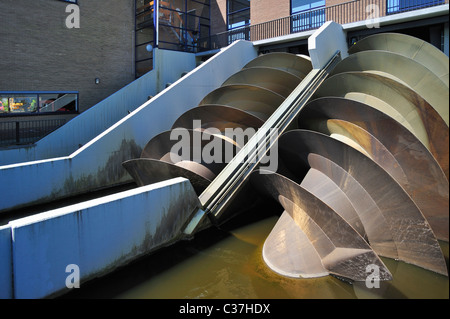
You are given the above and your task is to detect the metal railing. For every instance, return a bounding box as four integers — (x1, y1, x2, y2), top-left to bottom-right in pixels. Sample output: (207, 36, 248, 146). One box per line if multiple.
(0, 119, 66, 146)
(387, 0, 445, 14)
(199, 0, 448, 51)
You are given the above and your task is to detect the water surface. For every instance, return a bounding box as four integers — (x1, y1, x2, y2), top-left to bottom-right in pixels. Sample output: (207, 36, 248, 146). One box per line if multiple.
(64, 207, 449, 299)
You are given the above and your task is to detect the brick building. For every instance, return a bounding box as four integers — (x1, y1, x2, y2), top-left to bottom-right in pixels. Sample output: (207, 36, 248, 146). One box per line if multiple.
(0, 0, 135, 119)
(0, 0, 449, 145)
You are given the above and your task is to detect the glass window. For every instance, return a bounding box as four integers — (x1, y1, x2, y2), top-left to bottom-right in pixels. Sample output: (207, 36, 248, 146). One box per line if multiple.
(136, 43, 154, 61)
(38, 93, 78, 113)
(135, 0, 211, 77)
(387, 0, 445, 14)
(159, 0, 210, 52)
(291, 0, 325, 32)
(227, 0, 250, 43)
(229, 0, 250, 13)
(0, 97, 8, 114)
(135, 0, 156, 77)
(291, 0, 325, 14)
(136, 0, 153, 14)
(0, 94, 37, 114)
(136, 59, 154, 78)
(0, 92, 78, 116)
(227, 0, 250, 30)
(136, 10, 154, 29)
(136, 28, 155, 46)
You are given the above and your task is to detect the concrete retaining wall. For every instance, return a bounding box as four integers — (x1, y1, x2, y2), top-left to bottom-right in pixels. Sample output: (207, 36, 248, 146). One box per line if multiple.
(0, 49, 197, 166)
(1, 177, 199, 299)
(0, 225, 12, 299)
(0, 40, 258, 213)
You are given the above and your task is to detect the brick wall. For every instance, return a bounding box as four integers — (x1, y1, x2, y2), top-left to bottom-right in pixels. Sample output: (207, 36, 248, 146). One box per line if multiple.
(211, 0, 228, 34)
(326, 0, 387, 25)
(0, 0, 135, 114)
(251, 0, 290, 25)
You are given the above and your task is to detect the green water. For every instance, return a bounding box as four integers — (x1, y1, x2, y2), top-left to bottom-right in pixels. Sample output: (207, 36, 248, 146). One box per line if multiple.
(63, 207, 449, 299)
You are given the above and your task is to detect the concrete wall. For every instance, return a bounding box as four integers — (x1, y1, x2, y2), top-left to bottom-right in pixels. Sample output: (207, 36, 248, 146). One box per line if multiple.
(0, 49, 197, 166)
(1, 177, 200, 299)
(0, 225, 12, 299)
(309, 21, 349, 69)
(0, 40, 258, 213)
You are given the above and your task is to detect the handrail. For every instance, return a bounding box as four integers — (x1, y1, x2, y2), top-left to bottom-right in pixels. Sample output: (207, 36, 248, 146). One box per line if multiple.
(0, 119, 67, 146)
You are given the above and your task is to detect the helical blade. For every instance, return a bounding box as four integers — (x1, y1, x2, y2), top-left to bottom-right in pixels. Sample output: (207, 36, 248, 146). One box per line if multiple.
(251, 170, 392, 282)
(243, 52, 312, 79)
(314, 72, 449, 176)
(331, 51, 449, 125)
(348, 32, 449, 87)
(299, 97, 449, 240)
(278, 129, 447, 276)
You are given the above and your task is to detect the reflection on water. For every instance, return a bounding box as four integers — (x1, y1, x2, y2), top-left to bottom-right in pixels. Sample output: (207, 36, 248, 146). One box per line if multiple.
(63, 207, 449, 299)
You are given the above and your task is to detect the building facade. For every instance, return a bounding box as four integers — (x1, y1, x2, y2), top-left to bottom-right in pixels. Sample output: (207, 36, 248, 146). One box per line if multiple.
(1, 0, 449, 146)
(0, 0, 135, 144)
(210, 0, 449, 53)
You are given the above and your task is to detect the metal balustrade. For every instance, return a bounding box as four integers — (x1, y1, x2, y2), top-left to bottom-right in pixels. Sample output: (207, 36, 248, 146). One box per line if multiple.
(0, 119, 66, 146)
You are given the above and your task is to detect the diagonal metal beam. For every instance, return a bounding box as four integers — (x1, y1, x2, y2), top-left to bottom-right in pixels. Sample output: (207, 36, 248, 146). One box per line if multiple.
(194, 52, 341, 229)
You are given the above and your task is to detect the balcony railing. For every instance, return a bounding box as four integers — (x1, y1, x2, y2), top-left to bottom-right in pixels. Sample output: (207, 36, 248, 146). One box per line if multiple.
(0, 119, 66, 146)
(199, 0, 448, 51)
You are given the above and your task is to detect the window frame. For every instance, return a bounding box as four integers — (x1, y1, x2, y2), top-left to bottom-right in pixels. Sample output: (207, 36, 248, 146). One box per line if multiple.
(227, 0, 251, 31)
(290, 0, 326, 32)
(291, 0, 325, 15)
(386, 0, 445, 14)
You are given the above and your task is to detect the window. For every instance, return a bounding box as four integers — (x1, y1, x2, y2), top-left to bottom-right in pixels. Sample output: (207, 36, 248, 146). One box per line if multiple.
(134, 0, 211, 77)
(227, 0, 250, 43)
(135, 0, 156, 77)
(227, 0, 250, 30)
(291, 0, 325, 14)
(0, 92, 78, 116)
(291, 0, 325, 32)
(387, 0, 445, 14)
(158, 0, 211, 52)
